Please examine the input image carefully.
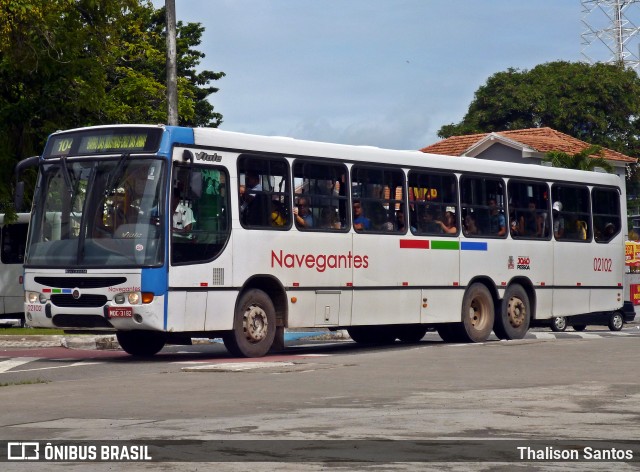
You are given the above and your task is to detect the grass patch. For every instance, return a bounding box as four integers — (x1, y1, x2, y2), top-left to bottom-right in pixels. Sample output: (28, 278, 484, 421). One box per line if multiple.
(0, 378, 50, 387)
(0, 327, 65, 336)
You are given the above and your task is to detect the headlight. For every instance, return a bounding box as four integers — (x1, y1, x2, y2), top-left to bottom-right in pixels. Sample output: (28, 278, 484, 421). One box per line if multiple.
(114, 293, 125, 304)
(39, 293, 47, 304)
(27, 292, 39, 304)
(128, 292, 141, 305)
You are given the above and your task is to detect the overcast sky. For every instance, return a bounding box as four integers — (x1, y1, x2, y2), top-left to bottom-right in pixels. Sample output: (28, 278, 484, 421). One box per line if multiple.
(153, 1, 587, 150)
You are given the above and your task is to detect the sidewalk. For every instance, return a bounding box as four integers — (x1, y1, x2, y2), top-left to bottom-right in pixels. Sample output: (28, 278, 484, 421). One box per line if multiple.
(0, 330, 349, 350)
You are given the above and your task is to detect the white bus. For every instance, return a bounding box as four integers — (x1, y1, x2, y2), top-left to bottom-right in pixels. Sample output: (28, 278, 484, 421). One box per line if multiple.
(0, 213, 30, 326)
(20, 125, 625, 356)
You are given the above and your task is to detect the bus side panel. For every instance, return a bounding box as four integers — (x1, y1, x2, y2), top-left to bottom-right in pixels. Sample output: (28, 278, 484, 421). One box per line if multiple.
(351, 234, 429, 325)
(553, 241, 591, 316)
(589, 236, 624, 313)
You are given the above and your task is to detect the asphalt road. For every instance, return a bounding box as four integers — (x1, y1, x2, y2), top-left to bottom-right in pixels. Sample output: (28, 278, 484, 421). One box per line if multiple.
(0, 327, 639, 471)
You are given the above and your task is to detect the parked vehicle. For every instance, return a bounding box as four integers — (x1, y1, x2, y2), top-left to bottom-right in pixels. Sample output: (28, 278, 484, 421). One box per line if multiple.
(0, 213, 29, 327)
(539, 301, 636, 332)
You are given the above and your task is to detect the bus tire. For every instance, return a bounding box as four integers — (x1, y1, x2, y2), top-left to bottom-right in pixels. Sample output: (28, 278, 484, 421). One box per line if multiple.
(573, 324, 587, 332)
(347, 326, 396, 344)
(494, 284, 530, 340)
(454, 283, 495, 343)
(223, 289, 276, 358)
(116, 330, 166, 357)
(395, 325, 428, 343)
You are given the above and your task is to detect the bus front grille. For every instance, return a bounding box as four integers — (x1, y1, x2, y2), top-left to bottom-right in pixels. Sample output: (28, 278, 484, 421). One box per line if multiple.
(50, 294, 108, 308)
(34, 277, 127, 289)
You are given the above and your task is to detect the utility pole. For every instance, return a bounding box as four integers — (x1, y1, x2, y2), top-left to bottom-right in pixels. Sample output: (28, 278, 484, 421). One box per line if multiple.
(166, 0, 178, 125)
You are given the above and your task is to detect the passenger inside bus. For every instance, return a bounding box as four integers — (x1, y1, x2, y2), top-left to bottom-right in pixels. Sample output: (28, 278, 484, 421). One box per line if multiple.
(488, 199, 506, 236)
(418, 207, 439, 233)
(294, 196, 314, 229)
(464, 213, 479, 236)
(435, 211, 457, 234)
(319, 206, 341, 230)
(518, 199, 542, 237)
(352, 200, 371, 231)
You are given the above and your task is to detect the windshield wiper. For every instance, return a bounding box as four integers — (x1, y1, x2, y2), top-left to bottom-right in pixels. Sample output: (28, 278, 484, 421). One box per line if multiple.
(104, 152, 130, 196)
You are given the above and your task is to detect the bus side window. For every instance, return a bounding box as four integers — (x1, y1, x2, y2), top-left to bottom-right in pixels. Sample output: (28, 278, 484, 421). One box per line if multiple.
(460, 176, 506, 238)
(592, 187, 620, 243)
(351, 166, 405, 234)
(408, 170, 458, 236)
(507, 180, 550, 240)
(551, 184, 591, 242)
(292, 160, 348, 231)
(238, 155, 291, 229)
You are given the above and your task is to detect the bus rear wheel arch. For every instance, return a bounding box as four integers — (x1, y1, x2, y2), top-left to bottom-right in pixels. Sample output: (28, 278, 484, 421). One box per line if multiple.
(116, 330, 166, 357)
(494, 284, 531, 340)
(223, 288, 276, 358)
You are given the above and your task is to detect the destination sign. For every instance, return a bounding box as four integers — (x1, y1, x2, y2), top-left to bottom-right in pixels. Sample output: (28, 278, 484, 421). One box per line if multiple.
(44, 127, 163, 158)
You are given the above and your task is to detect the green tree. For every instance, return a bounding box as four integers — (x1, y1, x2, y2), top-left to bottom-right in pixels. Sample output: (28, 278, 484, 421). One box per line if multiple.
(438, 61, 640, 161)
(0, 0, 224, 212)
(543, 145, 613, 173)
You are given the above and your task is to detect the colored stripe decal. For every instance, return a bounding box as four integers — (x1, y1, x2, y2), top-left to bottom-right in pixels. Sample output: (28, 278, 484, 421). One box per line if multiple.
(461, 241, 488, 251)
(431, 240, 459, 250)
(399, 239, 429, 249)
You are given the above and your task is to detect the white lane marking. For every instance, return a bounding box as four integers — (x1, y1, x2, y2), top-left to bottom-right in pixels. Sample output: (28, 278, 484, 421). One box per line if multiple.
(0, 357, 40, 373)
(572, 333, 602, 339)
(5, 361, 102, 374)
(182, 361, 295, 372)
(530, 332, 557, 339)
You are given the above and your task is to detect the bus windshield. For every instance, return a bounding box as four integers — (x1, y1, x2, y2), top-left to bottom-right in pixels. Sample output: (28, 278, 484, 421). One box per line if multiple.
(25, 157, 166, 268)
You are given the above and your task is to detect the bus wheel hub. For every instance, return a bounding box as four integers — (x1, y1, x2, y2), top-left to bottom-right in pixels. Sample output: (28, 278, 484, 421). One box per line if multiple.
(507, 297, 525, 328)
(244, 305, 268, 343)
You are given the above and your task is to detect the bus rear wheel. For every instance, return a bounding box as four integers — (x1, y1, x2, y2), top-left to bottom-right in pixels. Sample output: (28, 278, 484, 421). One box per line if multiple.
(223, 289, 276, 358)
(494, 284, 530, 340)
(443, 283, 494, 343)
(116, 330, 166, 357)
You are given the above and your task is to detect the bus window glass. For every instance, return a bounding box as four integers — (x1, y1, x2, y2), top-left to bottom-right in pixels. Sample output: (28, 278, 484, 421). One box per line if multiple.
(408, 171, 458, 236)
(171, 164, 231, 265)
(351, 166, 405, 233)
(1, 222, 28, 264)
(551, 184, 591, 241)
(592, 187, 620, 243)
(460, 177, 506, 238)
(293, 161, 348, 231)
(238, 156, 291, 229)
(507, 180, 550, 239)
(25, 158, 167, 267)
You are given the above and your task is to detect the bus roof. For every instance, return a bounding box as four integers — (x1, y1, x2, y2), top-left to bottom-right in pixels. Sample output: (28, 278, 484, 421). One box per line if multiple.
(192, 127, 623, 188)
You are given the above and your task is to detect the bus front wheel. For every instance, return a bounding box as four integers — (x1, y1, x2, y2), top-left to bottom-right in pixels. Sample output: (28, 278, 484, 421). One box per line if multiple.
(223, 289, 276, 358)
(494, 284, 530, 340)
(116, 330, 166, 357)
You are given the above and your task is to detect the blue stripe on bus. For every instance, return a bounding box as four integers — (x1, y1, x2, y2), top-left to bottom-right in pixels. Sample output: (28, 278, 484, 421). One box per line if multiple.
(460, 241, 488, 251)
(159, 126, 195, 155)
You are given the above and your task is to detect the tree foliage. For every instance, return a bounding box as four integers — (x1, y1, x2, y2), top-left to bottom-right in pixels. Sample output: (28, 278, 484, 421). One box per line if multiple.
(438, 61, 640, 161)
(543, 145, 613, 173)
(0, 0, 224, 212)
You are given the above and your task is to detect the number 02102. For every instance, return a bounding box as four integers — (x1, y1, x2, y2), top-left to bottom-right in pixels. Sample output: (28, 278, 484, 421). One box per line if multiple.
(593, 257, 612, 272)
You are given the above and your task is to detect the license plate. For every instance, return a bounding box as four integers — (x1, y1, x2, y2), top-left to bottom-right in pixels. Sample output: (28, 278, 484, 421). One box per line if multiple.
(108, 307, 133, 318)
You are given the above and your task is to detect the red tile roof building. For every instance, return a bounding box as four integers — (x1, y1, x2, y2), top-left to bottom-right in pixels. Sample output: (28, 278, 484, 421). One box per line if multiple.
(421, 127, 636, 165)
